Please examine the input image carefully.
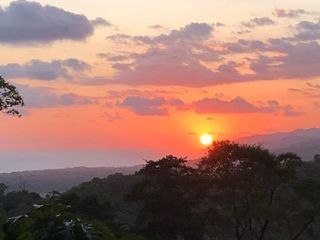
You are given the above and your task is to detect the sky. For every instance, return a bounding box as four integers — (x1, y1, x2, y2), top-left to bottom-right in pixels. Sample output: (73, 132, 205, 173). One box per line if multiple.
(0, 0, 320, 172)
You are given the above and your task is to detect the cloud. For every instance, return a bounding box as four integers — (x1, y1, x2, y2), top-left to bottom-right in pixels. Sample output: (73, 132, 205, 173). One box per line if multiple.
(16, 85, 98, 108)
(282, 105, 304, 116)
(97, 53, 130, 62)
(227, 38, 320, 81)
(242, 17, 276, 29)
(273, 8, 307, 18)
(101, 20, 320, 87)
(150, 22, 214, 43)
(225, 39, 270, 53)
(91, 17, 111, 27)
(109, 22, 214, 45)
(106, 23, 239, 87)
(288, 82, 320, 98)
(117, 96, 184, 116)
(250, 40, 320, 80)
(109, 38, 320, 86)
(190, 96, 303, 116)
(294, 20, 320, 41)
(307, 82, 320, 89)
(106, 34, 133, 43)
(0, 58, 90, 80)
(116, 95, 303, 117)
(0, 0, 108, 44)
(191, 97, 278, 114)
(111, 48, 227, 87)
(148, 25, 166, 30)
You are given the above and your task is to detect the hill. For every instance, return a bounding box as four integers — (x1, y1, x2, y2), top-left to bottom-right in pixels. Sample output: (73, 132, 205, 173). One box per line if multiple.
(0, 166, 142, 193)
(238, 128, 320, 160)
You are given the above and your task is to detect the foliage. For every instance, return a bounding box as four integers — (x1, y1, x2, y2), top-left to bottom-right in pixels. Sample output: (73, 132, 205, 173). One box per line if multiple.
(198, 141, 320, 240)
(0, 76, 24, 116)
(1, 141, 320, 240)
(4, 204, 116, 240)
(4, 191, 43, 217)
(65, 174, 142, 235)
(130, 155, 205, 240)
(59, 193, 117, 232)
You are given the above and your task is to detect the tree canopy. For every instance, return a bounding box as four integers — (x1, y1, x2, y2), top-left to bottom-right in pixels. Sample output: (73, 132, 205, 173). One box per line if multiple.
(1, 142, 320, 240)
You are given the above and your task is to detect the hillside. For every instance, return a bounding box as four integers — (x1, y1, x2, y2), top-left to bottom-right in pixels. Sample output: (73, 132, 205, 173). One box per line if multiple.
(238, 128, 320, 160)
(0, 166, 142, 193)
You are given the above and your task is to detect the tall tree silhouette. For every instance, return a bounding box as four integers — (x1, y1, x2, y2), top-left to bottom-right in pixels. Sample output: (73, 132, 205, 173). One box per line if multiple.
(199, 141, 320, 240)
(0, 76, 24, 116)
(130, 155, 204, 240)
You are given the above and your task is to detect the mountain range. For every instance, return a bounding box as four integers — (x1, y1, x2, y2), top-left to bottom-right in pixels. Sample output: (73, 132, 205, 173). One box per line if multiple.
(0, 166, 141, 193)
(238, 128, 320, 160)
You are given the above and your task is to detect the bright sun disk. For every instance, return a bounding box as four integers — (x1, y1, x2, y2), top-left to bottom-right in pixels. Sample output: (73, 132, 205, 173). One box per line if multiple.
(200, 133, 213, 146)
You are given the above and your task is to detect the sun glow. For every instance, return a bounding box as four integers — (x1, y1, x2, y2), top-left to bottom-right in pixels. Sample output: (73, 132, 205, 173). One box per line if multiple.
(200, 133, 213, 146)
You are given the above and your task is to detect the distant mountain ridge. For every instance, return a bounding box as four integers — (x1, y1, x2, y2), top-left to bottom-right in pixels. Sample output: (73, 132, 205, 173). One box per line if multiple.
(238, 128, 320, 160)
(0, 166, 142, 193)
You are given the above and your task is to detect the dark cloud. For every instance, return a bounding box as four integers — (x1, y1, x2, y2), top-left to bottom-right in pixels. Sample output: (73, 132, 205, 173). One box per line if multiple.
(16, 85, 98, 108)
(0, 0, 108, 44)
(0, 58, 90, 80)
(117, 96, 184, 116)
(273, 8, 307, 18)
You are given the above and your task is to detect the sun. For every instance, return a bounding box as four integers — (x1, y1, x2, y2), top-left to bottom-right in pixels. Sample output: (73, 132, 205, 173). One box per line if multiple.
(200, 133, 213, 146)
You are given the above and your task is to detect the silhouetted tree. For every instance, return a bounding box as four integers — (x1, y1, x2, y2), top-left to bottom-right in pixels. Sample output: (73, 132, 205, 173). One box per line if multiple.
(130, 155, 204, 240)
(198, 141, 320, 240)
(0, 76, 24, 116)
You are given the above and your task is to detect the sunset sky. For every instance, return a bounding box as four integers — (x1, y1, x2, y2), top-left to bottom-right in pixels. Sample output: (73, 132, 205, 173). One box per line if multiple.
(0, 0, 319, 172)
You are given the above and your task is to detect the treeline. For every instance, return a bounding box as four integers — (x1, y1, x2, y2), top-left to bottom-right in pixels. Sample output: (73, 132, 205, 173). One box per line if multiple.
(1, 141, 320, 240)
